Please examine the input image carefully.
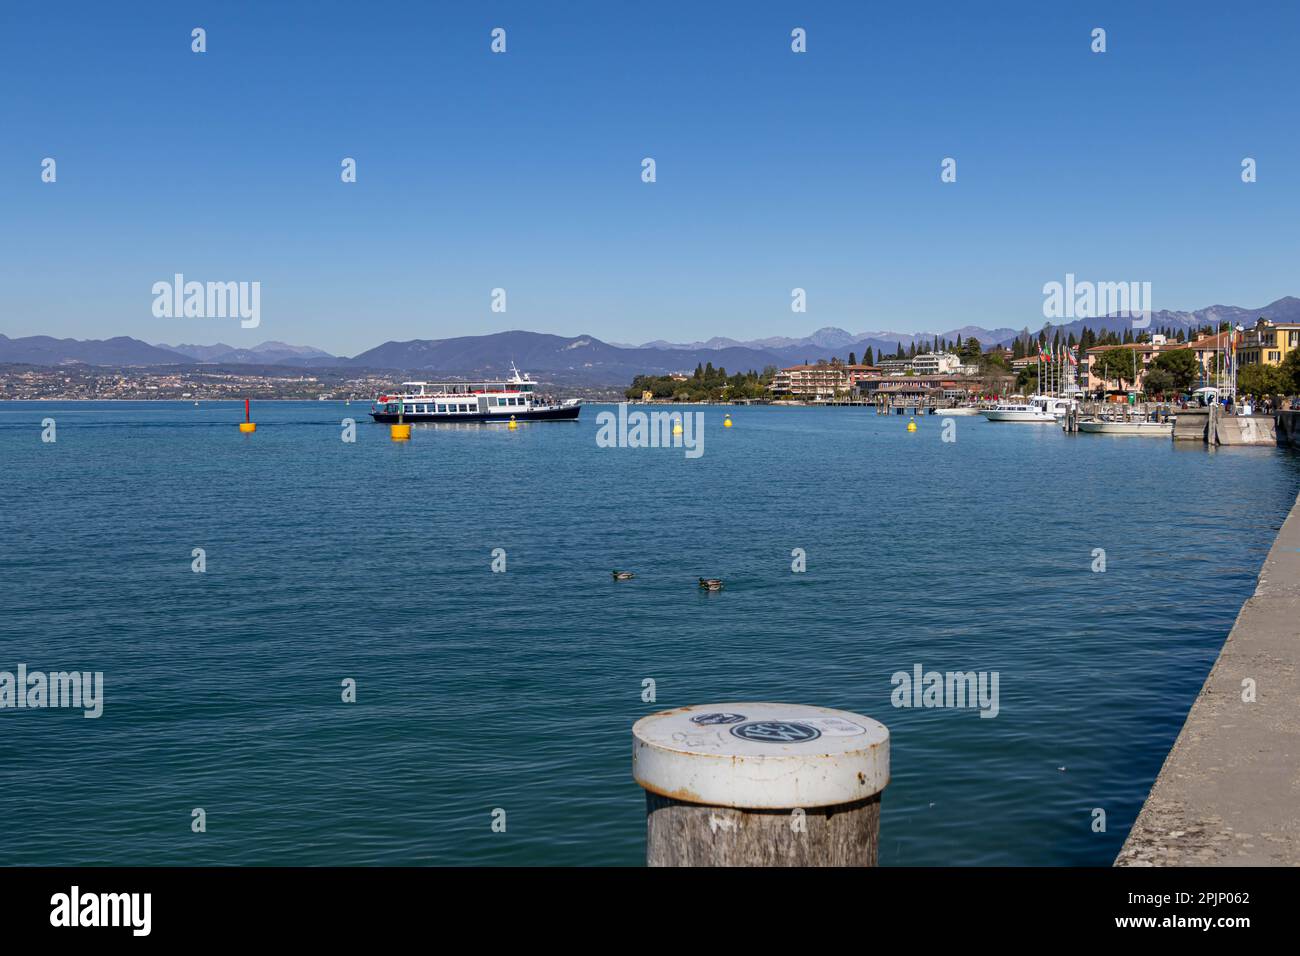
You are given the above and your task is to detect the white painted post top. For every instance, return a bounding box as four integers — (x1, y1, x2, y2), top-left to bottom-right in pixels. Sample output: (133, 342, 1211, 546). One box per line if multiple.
(633, 702, 889, 809)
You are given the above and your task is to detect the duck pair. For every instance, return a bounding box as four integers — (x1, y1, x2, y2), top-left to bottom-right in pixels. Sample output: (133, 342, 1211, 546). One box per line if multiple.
(609, 571, 724, 591)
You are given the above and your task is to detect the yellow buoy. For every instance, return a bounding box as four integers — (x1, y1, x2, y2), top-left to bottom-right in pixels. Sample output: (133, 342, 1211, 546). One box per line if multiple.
(723, 415, 733, 428)
(672, 418, 683, 435)
(906, 418, 917, 432)
(507, 415, 518, 430)
(390, 423, 411, 440)
(239, 422, 256, 433)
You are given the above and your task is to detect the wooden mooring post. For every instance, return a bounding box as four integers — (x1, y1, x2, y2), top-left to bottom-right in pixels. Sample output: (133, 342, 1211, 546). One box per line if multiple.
(632, 703, 889, 866)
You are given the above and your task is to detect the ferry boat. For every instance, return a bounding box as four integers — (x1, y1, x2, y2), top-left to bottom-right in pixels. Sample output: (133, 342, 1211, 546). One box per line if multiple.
(369, 364, 580, 424)
(981, 395, 1076, 423)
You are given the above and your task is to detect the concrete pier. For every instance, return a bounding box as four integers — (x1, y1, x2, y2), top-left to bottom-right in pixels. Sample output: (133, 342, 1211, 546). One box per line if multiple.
(1171, 407, 1283, 445)
(1214, 414, 1278, 446)
(1116, 486, 1300, 866)
(1278, 409, 1300, 449)
(1171, 408, 1209, 441)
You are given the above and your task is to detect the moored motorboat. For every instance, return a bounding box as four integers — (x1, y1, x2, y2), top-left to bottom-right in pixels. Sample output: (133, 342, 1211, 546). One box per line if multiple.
(1076, 419, 1173, 436)
(981, 395, 1076, 423)
(1076, 407, 1173, 436)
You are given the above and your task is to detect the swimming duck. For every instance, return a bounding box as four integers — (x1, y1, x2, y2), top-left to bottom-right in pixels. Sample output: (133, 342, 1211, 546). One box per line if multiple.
(698, 578, 724, 591)
(611, 570, 635, 581)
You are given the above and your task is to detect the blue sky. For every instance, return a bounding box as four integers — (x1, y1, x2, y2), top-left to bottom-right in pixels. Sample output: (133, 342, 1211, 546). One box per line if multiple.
(2, 1, 1297, 355)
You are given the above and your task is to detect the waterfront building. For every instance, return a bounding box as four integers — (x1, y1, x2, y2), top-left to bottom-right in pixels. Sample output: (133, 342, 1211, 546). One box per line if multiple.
(1185, 329, 1244, 383)
(854, 375, 969, 402)
(1085, 335, 1186, 395)
(876, 352, 963, 376)
(1237, 317, 1300, 367)
(769, 363, 878, 399)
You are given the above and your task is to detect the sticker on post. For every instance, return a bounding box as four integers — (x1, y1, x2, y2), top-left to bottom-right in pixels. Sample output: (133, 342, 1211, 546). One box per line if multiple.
(690, 712, 746, 725)
(796, 717, 866, 737)
(730, 721, 821, 743)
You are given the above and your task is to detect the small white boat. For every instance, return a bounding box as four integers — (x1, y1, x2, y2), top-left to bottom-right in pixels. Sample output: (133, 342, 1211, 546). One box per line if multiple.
(939, 406, 982, 416)
(981, 395, 1075, 423)
(1076, 407, 1173, 436)
(1076, 419, 1172, 436)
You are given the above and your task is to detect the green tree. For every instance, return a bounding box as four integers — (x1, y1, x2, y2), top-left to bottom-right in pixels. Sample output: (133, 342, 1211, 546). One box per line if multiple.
(1279, 349, 1300, 392)
(1092, 347, 1142, 392)
(1237, 362, 1290, 398)
(1151, 348, 1201, 391)
(1015, 366, 1039, 394)
(864, 346, 874, 366)
(1142, 367, 1175, 398)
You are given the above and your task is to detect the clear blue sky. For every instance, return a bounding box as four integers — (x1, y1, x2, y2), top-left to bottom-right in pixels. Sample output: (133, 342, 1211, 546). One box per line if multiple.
(2, 0, 1297, 355)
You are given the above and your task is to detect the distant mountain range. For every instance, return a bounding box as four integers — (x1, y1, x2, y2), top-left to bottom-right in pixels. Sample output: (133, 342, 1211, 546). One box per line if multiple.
(4, 296, 1298, 386)
(157, 341, 335, 365)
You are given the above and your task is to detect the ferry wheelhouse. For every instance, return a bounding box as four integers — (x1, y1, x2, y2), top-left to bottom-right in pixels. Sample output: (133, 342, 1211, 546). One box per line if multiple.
(369, 364, 580, 424)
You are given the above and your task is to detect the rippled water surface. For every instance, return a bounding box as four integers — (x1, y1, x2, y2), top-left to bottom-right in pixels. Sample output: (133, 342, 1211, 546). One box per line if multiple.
(2, 401, 1297, 865)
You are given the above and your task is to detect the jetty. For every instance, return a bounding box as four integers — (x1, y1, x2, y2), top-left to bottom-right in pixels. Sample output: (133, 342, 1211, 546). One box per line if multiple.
(1117, 419, 1300, 865)
(1170, 406, 1281, 446)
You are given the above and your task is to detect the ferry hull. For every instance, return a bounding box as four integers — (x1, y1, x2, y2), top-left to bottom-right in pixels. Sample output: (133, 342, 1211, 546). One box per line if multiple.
(369, 404, 580, 424)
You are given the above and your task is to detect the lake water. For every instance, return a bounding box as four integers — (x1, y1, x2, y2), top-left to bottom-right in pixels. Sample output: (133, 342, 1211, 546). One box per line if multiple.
(2, 401, 1297, 865)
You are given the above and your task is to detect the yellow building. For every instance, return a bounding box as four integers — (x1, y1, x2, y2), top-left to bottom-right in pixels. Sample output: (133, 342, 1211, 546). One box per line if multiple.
(1238, 318, 1300, 367)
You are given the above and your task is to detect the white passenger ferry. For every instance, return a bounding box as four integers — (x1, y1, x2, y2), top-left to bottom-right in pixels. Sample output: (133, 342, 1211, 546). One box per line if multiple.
(369, 364, 580, 424)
